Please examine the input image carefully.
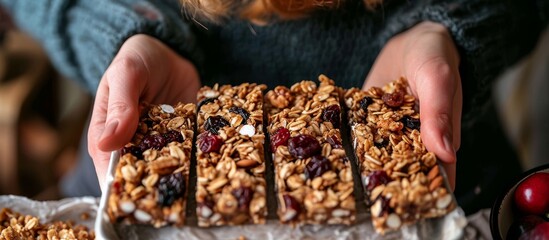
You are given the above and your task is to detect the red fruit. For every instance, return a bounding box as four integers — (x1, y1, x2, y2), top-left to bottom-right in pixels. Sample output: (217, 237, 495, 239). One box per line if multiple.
(270, 127, 290, 152)
(198, 132, 223, 153)
(514, 172, 549, 216)
(507, 215, 546, 240)
(519, 222, 549, 240)
(287, 134, 321, 159)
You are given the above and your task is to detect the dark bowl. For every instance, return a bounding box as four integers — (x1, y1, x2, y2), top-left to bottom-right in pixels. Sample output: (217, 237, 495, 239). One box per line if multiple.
(490, 163, 549, 240)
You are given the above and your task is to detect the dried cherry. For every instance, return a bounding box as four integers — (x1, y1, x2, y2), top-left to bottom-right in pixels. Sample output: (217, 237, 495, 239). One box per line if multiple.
(287, 134, 321, 159)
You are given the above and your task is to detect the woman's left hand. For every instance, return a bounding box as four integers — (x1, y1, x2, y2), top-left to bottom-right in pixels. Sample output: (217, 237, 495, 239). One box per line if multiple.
(365, 21, 462, 189)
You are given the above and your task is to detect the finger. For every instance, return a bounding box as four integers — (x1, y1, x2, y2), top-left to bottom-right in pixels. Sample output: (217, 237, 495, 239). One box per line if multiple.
(97, 53, 145, 152)
(88, 79, 110, 190)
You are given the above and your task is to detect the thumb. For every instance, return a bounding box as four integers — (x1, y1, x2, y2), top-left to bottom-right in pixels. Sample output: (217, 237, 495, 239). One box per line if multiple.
(97, 53, 145, 152)
(412, 59, 461, 188)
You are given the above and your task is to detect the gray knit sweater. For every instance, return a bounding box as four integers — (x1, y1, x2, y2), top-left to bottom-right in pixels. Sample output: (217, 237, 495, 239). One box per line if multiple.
(1, 0, 547, 124)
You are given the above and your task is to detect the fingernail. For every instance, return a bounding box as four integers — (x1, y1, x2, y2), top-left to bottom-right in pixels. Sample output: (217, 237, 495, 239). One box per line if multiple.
(100, 120, 119, 141)
(443, 132, 454, 154)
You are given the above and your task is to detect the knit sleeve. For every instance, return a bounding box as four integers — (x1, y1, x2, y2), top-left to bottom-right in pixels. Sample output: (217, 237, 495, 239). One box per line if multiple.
(375, 0, 547, 125)
(0, 0, 202, 95)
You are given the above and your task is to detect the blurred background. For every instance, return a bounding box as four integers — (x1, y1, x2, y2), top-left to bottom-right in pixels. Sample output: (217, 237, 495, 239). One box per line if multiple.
(0, 7, 547, 217)
(0, 27, 92, 200)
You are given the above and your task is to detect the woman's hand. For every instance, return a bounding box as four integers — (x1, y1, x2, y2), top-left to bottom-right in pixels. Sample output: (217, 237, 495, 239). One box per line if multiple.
(365, 21, 462, 189)
(88, 34, 200, 191)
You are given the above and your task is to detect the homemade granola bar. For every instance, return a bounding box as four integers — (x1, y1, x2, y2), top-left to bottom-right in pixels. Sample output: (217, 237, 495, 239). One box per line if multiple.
(344, 77, 456, 234)
(107, 102, 195, 227)
(0, 208, 94, 239)
(195, 83, 268, 227)
(265, 75, 356, 225)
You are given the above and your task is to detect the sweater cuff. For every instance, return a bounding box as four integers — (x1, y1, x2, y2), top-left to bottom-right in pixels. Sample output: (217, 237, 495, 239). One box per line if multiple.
(0, 0, 202, 94)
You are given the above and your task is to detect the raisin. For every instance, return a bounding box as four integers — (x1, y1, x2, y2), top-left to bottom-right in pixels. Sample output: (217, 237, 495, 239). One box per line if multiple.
(229, 106, 250, 125)
(120, 145, 143, 159)
(204, 115, 229, 135)
(197, 97, 217, 111)
(305, 155, 332, 179)
(231, 186, 253, 211)
(326, 135, 342, 149)
(139, 134, 166, 151)
(282, 194, 301, 221)
(322, 105, 341, 128)
(382, 91, 404, 108)
(287, 134, 321, 159)
(157, 172, 186, 206)
(163, 130, 183, 144)
(359, 96, 373, 111)
(198, 132, 223, 153)
(401, 115, 421, 130)
(365, 170, 391, 192)
(270, 127, 291, 152)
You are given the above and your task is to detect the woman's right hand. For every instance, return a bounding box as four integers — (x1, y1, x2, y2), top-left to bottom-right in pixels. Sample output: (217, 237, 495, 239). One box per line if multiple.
(88, 34, 201, 191)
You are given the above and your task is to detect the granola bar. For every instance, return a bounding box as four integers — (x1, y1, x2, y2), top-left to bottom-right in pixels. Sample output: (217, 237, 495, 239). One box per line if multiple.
(0, 208, 94, 239)
(344, 77, 456, 234)
(265, 75, 356, 225)
(107, 102, 195, 227)
(195, 83, 268, 227)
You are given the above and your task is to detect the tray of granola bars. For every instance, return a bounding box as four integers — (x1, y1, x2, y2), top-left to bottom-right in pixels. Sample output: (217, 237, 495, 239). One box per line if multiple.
(95, 75, 468, 239)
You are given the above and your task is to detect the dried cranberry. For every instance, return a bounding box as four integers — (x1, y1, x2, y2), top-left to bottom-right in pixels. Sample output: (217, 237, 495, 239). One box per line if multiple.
(365, 170, 391, 192)
(382, 91, 404, 108)
(231, 186, 253, 211)
(401, 115, 421, 130)
(163, 130, 183, 144)
(112, 181, 122, 194)
(326, 135, 343, 149)
(305, 155, 332, 179)
(229, 107, 250, 124)
(204, 115, 229, 135)
(140, 134, 166, 150)
(121, 145, 143, 159)
(359, 96, 373, 111)
(270, 127, 291, 152)
(288, 134, 321, 159)
(282, 194, 301, 221)
(157, 172, 186, 206)
(197, 97, 217, 111)
(198, 132, 223, 153)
